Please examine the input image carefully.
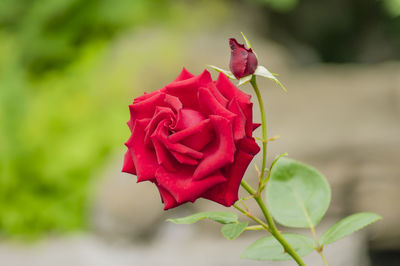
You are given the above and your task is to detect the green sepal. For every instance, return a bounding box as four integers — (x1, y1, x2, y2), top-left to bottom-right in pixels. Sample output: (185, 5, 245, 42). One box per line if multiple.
(207, 65, 235, 79)
(254, 65, 287, 93)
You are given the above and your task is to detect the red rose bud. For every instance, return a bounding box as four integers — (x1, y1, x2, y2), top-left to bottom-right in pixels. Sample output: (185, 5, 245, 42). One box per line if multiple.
(229, 38, 258, 79)
(122, 68, 260, 210)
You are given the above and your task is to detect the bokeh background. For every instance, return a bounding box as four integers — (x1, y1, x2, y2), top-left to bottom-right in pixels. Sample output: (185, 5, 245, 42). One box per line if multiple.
(0, 0, 399, 265)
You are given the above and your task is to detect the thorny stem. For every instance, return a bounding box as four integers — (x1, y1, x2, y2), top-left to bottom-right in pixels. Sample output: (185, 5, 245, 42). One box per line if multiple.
(237, 76, 306, 266)
(318, 249, 329, 266)
(245, 225, 265, 231)
(233, 204, 270, 232)
(250, 76, 268, 191)
(310, 226, 329, 266)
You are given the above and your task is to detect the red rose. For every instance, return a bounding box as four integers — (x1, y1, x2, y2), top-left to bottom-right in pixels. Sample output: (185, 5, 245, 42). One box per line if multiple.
(122, 68, 260, 210)
(229, 38, 258, 79)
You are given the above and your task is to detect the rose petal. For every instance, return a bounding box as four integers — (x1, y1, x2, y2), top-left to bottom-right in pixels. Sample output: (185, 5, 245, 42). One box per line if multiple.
(227, 99, 246, 141)
(129, 92, 165, 120)
(121, 151, 136, 175)
(238, 137, 260, 155)
(173, 108, 206, 131)
(163, 70, 213, 110)
(215, 73, 254, 137)
(215, 73, 251, 103)
(202, 149, 254, 206)
(155, 183, 179, 210)
(170, 150, 199, 165)
(163, 140, 203, 160)
(169, 119, 214, 151)
(151, 123, 180, 172)
(193, 115, 235, 180)
(208, 83, 229, 107)
(133, 90, 159, 103)
(156, 166, 226, 204)
(253, 123, 261, 131)
(198, 87, 236, 121)
(125, 118, 158, 182)
(173, 67, 195, 82)
(152, 121, 203, 164)
(164, 94, 183, 113)
(144, 106, 175, 147)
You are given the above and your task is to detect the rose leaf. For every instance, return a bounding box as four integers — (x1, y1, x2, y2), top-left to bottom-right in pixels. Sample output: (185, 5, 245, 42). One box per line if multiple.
(167, 211, 238, 225)
(266, 157, 331, 228)
(221, 221, 248, 240)
(320, 212, 382, 246)
(241, 234, 314, 261)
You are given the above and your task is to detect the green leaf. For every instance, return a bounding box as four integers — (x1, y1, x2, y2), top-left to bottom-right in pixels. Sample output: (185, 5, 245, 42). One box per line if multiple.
(320, 212, 382, 245)
(167, 212, 238, 225)
(241, 234, 314, 261)
(238, 75, 252, 86)
(207, 65, 235, 79)
(266, 157, 331, 228)
(221, 221, 248, 240)
(254, 65, 287, 93)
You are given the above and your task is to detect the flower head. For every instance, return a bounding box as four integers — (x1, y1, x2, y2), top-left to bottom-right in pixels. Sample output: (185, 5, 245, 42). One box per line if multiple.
(122, 68, 260, 210)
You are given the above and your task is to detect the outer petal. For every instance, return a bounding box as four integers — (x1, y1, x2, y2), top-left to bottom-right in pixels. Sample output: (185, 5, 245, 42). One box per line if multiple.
(129, 92, 165, 120)
(238, 137, 260, 155)
(125, 118, 158, 182)
(155, 183, 179, 210)
(215, 73, 254, 137)
(215, 73, 251, 103)
(121, 150, 136, 175)
(193, 115, 235, 180)
(202, 137, 260, 206)
(156, 166, 226, 205)
(163, 70, 213, 110)
(253, 123, 261, 131)
(202, 149, 254, 206)
(227, 99, 246, 141)
(173, 67, 195, 82)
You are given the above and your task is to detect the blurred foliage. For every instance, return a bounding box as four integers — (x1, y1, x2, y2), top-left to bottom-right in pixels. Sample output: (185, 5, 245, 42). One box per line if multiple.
(0, 0, 230, 239)
(255, 0, 299, 13)
(0, 0, 170, 75)
(384, 0, 400, 17)
(252, 0, 400, 63)
(0, 0, 177, 238)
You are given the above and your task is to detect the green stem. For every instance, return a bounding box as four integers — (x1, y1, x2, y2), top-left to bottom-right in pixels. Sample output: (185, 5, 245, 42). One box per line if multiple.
(255, 195, 306, 266)
(310, 226, 329, 266)
(318, 250, 329, 266)
(250, 76, 268, 187)
(233, 203, 270, 232)
(245, 225, 265, 231)
(246, 76, 306, 266)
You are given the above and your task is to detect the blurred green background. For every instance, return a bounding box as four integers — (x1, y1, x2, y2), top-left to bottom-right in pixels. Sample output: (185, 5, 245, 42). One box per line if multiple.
(0, 0, 399, 239)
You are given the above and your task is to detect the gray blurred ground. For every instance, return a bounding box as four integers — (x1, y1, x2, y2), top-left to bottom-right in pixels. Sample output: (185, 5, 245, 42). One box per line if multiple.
(1, 21, 399, 266)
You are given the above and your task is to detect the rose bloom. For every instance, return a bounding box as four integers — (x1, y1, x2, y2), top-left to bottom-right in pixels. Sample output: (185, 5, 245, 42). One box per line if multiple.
(122, 68, 260, 210)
